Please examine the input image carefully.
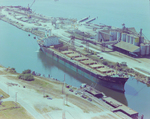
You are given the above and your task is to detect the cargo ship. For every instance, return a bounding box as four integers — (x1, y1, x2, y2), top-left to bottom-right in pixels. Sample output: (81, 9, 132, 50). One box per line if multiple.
(37, 36, 128, 92)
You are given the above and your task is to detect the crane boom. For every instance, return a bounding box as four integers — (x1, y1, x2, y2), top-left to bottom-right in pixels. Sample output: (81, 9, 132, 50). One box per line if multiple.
(30, 0, 36, 8)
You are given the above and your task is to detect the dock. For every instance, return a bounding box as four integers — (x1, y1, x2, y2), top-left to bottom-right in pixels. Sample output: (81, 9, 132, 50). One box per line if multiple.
(78, 16, 89, 23)
(102, 97, 138, 118)
(74, 84, 139, 119)
(86, 18, 96, 23)
(80, 84, 104, 98)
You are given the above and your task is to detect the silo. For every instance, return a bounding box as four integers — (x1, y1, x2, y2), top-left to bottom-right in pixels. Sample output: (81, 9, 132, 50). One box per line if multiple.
(130, 35, 133, 44)
(113, 31, 117, 40)
(45, 30, 48, 37)
(110, 31, 114, 41)
(117, 32, 121, 41)
(99, 33, 103, 42)
(133, 37, 139, 46)
(140, 43, 146, 56)
(140, 36, 145, 43)
(95, 31, 99, 41)
(126, 34, 130, 43)
(146, 44, 149, 55)
(121, 33, 126, 42)
(149, 44, 150, 54)
(109, 35, 113, 41)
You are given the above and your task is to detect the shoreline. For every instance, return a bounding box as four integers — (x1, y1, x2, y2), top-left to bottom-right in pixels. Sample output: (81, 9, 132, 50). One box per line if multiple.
(0, 65, 140, 119)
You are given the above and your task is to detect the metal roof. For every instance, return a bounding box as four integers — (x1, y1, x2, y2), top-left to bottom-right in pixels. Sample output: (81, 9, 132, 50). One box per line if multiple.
(114, 41, 140, 52)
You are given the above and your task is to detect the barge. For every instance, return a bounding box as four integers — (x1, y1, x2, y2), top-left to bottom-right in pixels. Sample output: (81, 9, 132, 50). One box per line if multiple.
(38, 37, 128, 92)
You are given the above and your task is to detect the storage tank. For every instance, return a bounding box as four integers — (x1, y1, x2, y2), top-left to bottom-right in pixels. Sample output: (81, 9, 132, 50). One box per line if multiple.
(109, 35, 113, 41)
(110, 31, 114, 41)
(113, 31, 117, 40)
(110, 31, 117, 41)
(130, 35, 133, 44)
(45, 30, 48, 37)
(121, 33, 126, 42)
(117, 32, 121, 41)
(140, 43, 146, 56)
(126, 34, 130, 43)
(133, 37, 139, 46)
(149, 44, 150, 54)
(146, 44, 149, 55)
(99, 33, 103, 42)
(95, 31, 99, 41)
(140, 36, 145, 43)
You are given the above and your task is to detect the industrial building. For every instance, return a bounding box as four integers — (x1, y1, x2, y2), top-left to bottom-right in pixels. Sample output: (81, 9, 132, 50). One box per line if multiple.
(95, 24, 150, 57)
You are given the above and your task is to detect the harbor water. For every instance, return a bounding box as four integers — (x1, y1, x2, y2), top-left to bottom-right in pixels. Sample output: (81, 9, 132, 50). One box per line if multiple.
(0, 0, 150, 118)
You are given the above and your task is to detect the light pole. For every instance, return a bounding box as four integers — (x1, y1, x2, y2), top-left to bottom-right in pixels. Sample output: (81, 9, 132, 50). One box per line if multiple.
(7, 85, 9, 95)
(15, 92, 18, 108)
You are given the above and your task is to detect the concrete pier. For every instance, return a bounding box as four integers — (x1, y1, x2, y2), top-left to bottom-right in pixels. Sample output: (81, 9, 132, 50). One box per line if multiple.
(86, 18, 96, 23)
(78, 17, 89, 23)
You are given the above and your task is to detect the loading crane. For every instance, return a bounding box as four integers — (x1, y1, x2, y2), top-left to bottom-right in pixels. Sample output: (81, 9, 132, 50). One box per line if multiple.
(27, 0, 36, 11)
(27, 0, 36, 18)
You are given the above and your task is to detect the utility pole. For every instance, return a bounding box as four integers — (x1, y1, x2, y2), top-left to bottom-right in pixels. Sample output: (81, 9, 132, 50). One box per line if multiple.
(7, 85, 9, 95)
(62, 74, 66, 119)
(15, 92, 18, 108)
(15, 92, 18, 102)
(43, 89, 45, 97)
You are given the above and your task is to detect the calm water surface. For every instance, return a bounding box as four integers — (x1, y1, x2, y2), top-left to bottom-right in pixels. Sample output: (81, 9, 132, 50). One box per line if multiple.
(0, 0, 150, 118)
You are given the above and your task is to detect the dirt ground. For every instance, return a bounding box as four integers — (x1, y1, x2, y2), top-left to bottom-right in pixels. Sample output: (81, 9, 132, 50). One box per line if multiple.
(0, 66, 121, 119)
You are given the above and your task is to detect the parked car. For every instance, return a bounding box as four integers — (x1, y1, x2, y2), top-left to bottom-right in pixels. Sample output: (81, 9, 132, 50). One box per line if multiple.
(87, 98, 92, 102)
(69, 88, 74, 92)
(47, 97, 52, 100)
(81, 94, 87, 99)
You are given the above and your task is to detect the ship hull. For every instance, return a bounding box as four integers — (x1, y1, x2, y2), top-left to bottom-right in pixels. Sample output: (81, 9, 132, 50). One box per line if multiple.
(40, 46, 128, 92)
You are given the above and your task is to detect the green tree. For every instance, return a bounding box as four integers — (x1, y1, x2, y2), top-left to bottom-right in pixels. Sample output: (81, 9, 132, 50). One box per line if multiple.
(22, 69, 31, 74)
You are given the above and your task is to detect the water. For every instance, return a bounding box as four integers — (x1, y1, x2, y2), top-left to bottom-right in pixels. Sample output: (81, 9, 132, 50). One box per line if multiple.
(0, 0, 150, 118)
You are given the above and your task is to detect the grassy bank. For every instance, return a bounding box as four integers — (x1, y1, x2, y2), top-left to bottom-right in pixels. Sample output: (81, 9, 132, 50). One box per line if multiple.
(0, 101, 34, 119)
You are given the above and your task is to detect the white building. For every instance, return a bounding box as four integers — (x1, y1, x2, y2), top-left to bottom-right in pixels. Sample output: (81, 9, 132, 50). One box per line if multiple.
(41, 36, 60, 47)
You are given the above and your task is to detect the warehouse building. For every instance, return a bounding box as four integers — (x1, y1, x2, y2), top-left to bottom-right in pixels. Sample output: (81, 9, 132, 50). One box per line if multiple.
(95, 24, 150, 57)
